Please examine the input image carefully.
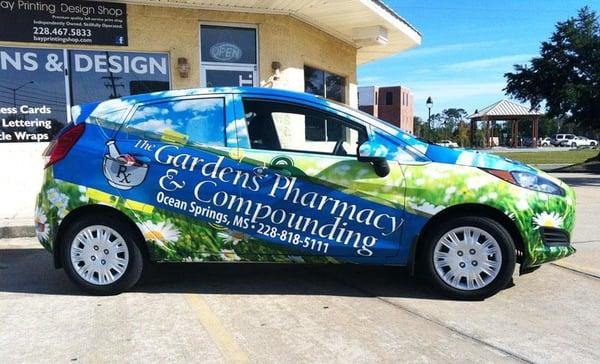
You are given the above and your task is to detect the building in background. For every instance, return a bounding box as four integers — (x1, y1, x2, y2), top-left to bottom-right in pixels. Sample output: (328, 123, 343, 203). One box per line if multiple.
(0, 0, 421, 223)
(358, 85, 414, 133)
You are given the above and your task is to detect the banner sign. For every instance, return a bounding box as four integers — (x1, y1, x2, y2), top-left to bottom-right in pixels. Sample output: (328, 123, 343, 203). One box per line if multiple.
(0, 1, 127, 46)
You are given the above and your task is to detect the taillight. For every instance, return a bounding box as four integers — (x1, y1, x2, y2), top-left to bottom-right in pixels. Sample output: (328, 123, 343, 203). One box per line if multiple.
(45, 123, 86, 168)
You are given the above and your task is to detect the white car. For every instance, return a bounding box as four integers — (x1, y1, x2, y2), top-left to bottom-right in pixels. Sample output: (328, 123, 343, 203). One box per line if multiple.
(559, 136, 598, 148)
(538, 137, 552, 147)
(552, 134, 575, 146)
(437, 140, 459, 148)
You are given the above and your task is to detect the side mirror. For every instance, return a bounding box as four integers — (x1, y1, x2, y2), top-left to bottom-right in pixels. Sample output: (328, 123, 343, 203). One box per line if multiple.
(357, 141, 390, 177)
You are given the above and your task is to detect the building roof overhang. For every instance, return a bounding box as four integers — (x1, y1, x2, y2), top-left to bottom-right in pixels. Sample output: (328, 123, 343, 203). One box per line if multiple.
(105, 0, 421, 64)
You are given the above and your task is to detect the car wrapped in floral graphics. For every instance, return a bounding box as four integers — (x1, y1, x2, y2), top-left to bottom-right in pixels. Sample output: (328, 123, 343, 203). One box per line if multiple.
(36, 87, 575, 299)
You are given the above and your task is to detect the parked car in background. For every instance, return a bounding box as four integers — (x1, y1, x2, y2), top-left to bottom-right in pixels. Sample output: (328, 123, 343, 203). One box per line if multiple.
(538, 137, 552, 147)
(36, 87, 576, 299)
(551, 134, 575, 146)
(559, 136, 598, 148)
(437, 140, 459, 148)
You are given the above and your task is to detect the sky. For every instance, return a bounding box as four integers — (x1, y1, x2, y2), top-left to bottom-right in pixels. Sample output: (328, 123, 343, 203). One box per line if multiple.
(358, 0, 600, 119)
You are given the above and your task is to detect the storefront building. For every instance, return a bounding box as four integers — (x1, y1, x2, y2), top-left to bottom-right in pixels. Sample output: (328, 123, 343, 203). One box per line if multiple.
(0, 0, 420, 223)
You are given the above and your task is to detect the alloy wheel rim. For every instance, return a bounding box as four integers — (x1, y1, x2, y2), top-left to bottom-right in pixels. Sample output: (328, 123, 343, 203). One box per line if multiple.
(433, 226, 502, 291)
(70, 225, 129, 285)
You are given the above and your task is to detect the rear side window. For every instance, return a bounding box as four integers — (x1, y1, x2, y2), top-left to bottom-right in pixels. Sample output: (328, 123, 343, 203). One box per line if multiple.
(124, 98, 225, 146)
(89, 108, 129, 131)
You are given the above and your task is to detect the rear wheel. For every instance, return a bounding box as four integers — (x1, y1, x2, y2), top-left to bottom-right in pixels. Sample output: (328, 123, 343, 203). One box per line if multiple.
(61, 214, 144, 295)
(422, 216, 516, 300)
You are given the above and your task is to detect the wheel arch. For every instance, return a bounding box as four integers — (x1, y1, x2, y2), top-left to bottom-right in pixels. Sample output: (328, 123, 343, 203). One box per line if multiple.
(53, 204, 148, 268)
(409, 203, 525, 274)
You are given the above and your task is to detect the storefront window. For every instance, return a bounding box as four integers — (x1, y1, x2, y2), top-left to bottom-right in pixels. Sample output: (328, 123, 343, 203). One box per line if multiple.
(69, 50, 170, 105)
(304, 66, 346, 103)
(0, 47, 67, 142)
(0, 46, 171, 143)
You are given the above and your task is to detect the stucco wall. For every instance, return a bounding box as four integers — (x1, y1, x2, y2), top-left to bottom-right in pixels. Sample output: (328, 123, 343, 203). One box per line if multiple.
(0, 4, 358, 224)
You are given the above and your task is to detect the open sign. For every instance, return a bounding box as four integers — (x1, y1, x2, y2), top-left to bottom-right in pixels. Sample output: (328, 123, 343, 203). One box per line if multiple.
(209, 42, 242, 62)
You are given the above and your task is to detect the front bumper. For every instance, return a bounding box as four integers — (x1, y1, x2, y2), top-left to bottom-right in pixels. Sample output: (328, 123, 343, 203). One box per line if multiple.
(520, 182, 576, 270)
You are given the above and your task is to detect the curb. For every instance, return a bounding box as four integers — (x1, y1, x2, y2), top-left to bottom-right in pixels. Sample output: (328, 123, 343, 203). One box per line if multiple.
(0, 225, 35, 239)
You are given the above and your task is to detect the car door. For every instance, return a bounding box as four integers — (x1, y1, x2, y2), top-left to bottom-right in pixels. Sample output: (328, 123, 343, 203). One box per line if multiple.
(101, 94, 248, 260)
(227, 96, 407, 261)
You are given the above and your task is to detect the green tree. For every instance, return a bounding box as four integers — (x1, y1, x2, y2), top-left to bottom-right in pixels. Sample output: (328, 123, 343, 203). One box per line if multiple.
(504, 7, 600, 135)
(413, 116, 425, 137)
(455, 120, 470, 147)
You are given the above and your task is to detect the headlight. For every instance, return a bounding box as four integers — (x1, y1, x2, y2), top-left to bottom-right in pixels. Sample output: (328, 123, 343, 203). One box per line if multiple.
(511, 171, 565, 196)
(484, 169, 565, 196)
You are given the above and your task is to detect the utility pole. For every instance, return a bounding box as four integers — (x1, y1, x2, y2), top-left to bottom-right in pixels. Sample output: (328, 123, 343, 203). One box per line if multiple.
(102, 52, 124, 99)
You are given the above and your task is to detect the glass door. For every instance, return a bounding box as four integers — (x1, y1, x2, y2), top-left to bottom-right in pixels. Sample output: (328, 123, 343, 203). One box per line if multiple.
(200, 24, 258, 87)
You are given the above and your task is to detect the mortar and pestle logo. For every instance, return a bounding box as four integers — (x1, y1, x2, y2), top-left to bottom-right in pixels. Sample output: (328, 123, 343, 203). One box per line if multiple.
(102, 140, 149, 190)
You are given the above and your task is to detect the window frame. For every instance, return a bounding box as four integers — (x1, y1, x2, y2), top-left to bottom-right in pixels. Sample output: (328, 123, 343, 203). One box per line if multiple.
(240, 97, 369, 157)
(118, 95, 230, 147)
(303, 65, 347, 103)
(199, 22, 259, 87)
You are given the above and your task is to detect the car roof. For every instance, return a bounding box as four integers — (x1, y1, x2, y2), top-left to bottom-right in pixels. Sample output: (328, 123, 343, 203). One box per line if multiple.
(113, 87, 329, 107)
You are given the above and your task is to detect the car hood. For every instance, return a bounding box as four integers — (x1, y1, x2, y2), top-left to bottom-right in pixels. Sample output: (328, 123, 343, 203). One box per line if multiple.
(424, 144, 537, 173)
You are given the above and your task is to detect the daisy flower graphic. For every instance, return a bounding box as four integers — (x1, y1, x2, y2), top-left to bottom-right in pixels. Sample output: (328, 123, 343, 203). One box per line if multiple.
(465, 176, 488, 190)
(46, 188, 61, 204)
(218, 229, 248, 246)
(219, 249, 241, 262)
(34, 207, 49, 242)
(409, 200, 444, 216)
(532, 212, 564, 229)
(51, 194, 69, 210)
(138, 221, 180, 249)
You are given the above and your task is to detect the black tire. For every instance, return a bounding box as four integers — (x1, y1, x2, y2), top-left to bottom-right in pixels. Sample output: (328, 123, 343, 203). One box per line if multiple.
(571, 142, 576, 148)
(61, 214, 144, 295)
(420, 216, 516, 300)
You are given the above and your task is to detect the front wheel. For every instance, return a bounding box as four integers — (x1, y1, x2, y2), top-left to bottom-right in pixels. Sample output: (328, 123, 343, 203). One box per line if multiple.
(61, 214, 144, 295)
(421, 216, 516, 300)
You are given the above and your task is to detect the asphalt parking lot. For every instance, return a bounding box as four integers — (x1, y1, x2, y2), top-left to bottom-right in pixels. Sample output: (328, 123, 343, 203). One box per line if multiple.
(1, 173, 599, 363)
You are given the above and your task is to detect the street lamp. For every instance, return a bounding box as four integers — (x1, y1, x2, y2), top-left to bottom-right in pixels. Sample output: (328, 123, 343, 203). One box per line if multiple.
(0, 81, 34, 107)
(426, 96, 433, 136)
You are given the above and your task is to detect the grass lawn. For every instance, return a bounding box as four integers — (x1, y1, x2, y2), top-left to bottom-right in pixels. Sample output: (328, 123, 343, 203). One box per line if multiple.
(492, 149, 599, 165)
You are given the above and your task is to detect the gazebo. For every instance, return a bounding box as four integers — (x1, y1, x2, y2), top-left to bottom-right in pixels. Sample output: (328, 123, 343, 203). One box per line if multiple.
(468, 99, 541, 148)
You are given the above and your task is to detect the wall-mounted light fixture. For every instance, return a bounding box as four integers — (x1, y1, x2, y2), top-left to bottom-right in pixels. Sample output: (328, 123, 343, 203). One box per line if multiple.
(177, 57, 190, 78)
(271, 61, 281, 81)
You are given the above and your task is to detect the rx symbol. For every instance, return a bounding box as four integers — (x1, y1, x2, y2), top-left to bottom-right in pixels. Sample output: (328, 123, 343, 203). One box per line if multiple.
(117, 165, 132, 183)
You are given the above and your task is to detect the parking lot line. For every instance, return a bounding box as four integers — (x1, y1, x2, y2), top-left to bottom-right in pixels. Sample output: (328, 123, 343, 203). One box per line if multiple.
(183, 293, 250, 363)
(551, 261, 600, 279)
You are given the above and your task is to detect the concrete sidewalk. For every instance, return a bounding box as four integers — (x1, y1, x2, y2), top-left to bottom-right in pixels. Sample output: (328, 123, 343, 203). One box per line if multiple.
(0, 217, 34, 239)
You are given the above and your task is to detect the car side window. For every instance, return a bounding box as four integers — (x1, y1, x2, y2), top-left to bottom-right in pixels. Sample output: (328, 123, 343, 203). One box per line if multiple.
(242, 99, 368, 156)
(123, 98, 226, 146)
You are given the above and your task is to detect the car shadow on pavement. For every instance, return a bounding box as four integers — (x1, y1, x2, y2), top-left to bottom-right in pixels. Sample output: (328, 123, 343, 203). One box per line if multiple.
(0, 248, 446, 300)
(556, 176, 600, 187)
